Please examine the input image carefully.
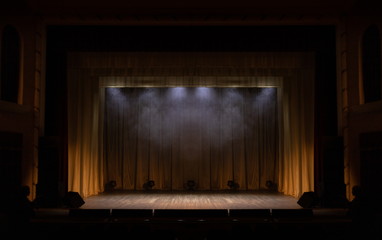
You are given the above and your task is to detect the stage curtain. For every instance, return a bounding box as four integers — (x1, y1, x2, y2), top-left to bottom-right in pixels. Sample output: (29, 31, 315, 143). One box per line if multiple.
(278, 73, 315, 198)
(67, 52, 314, 198)
(103, 87, 278, 191)
(67, 70, 105, 197)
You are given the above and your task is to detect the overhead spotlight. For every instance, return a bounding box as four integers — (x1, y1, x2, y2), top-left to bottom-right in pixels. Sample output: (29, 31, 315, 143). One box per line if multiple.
(143, 180, 155, 191)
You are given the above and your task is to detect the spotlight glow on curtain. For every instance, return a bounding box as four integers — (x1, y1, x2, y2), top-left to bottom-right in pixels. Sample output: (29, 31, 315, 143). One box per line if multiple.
(104, 87, 278, 190)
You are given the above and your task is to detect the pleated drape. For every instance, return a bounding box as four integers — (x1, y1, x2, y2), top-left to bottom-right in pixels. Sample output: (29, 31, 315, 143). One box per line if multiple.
(103, 87, 278, 191)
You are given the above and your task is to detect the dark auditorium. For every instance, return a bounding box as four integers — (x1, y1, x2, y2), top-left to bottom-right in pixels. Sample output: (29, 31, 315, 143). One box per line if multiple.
(1, 0, 381, 239)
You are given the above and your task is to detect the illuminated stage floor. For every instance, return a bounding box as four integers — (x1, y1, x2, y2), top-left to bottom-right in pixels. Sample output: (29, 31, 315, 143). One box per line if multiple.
(29, 191, 357, 238)
(81, 190, 302, 210)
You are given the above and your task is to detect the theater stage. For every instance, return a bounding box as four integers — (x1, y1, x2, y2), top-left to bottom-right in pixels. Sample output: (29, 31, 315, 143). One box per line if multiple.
(28, 190, 356, 239)
(80, 190, 302, 210)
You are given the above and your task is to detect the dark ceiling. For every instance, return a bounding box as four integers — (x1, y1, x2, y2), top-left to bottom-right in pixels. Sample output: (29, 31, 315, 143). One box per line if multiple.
(1, 0, 378, 16)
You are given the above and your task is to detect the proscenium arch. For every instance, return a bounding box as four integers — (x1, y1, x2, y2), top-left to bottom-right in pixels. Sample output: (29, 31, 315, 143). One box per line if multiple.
(66, 52, 315, 199)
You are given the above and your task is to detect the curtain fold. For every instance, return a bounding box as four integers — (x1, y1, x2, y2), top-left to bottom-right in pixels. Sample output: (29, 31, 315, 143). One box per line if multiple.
(278, 73, 315, 197)
(67, 71, 104, 197)
(103, 87, 278, 191)
(67, 52, 314, 198)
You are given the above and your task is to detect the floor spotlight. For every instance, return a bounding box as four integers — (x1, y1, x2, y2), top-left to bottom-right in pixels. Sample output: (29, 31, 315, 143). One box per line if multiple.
(266, 180, 278, 191)
(227, 180, 239, 190)
(186, 180, 196, 191)
(104, 180, 117, 193)
(143, 180, 155, 190)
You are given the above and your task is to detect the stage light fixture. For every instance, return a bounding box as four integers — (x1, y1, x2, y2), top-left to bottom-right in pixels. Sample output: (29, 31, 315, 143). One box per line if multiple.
(227, 180, 239, 190)
(265, 180, 278, 191)
(143, 180, 155, 190)
(104, 180, 117, 192)
(186, 180, 196, 191)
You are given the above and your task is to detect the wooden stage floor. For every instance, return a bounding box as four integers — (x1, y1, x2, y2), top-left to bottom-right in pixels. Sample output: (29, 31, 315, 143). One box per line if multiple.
(81, 190, 302, 210)
(28, 190, 360, 239)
